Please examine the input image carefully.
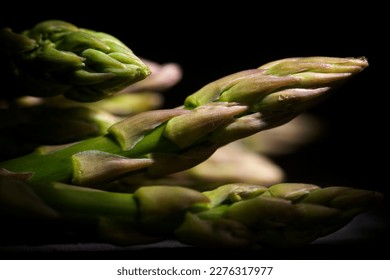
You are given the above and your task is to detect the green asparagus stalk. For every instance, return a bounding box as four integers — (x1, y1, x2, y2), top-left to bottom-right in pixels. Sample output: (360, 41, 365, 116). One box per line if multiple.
(0, 176, 383, 248)
(0, 56, 368, 186)
(0, 20, 151, 102)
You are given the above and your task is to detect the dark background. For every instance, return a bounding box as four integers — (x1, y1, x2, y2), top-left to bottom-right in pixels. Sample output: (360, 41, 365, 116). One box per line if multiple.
(0, 3, 388, 259)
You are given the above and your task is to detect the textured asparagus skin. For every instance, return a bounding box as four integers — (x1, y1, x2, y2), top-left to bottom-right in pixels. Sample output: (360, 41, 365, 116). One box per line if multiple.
(0, 20, 151, 102)
(0, 56, 368, 186)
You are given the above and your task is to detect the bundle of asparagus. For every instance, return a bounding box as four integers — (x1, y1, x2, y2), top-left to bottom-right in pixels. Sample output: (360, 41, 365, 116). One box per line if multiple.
(0, 19, 382, 249)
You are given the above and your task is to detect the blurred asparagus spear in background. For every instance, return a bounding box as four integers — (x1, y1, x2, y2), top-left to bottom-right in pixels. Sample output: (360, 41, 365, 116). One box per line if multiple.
(172, 114, 323, 189)
(0, 20, 151, 102)
(0, 176, 383, 248)
(114, 141, 286, 192)
(0, 56, 368, 186)
(119, 58, 182, 94)
(241, 113, 325, 156)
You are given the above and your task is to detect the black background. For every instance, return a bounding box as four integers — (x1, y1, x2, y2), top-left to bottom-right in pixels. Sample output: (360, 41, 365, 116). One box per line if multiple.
(0, 3, 388, 259)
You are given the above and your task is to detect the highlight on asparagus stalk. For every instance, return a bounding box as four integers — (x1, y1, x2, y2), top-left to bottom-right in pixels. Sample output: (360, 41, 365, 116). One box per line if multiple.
(0, 176, 383, 248)
(0, 20, 151, 102)
(0, 56, 368, 187)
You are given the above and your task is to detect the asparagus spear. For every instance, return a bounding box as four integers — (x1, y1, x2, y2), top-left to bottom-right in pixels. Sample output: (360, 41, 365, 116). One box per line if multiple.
(0, 20, 151, 102)
(0, 56, 368, 186)
(175, 183, 384, 248)
(0, 176, 382, 248)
